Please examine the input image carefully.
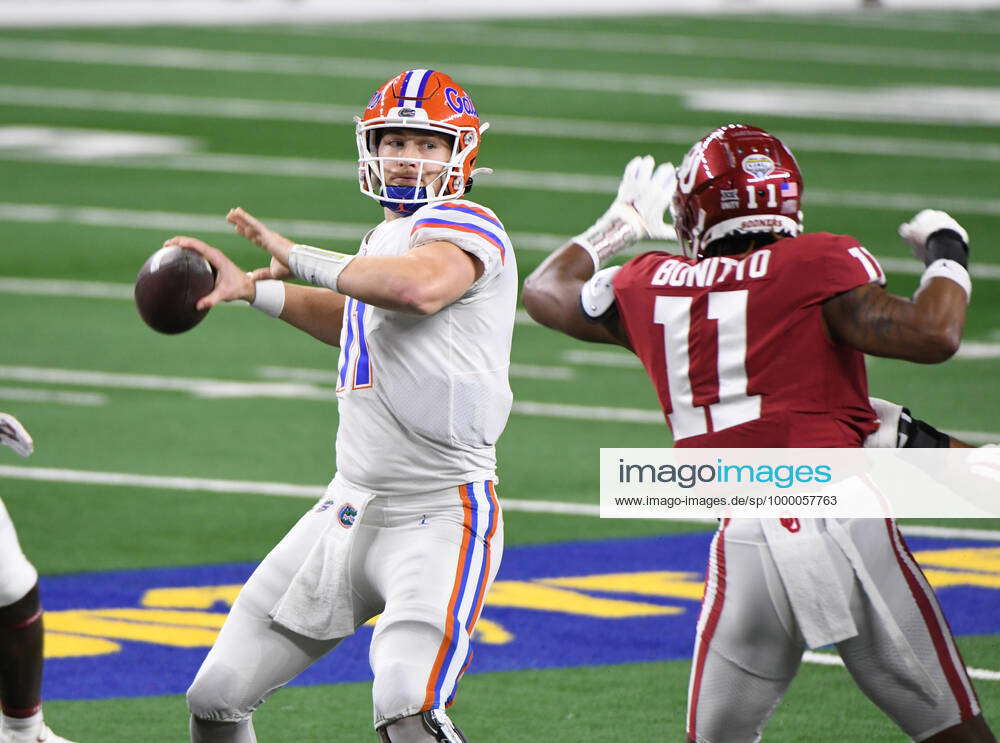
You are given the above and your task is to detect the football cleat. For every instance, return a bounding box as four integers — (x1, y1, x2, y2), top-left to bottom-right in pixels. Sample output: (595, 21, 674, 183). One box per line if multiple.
(0, 724, 77, 743)
(671, 123, 804, 258)
(356, 69, 490, 215)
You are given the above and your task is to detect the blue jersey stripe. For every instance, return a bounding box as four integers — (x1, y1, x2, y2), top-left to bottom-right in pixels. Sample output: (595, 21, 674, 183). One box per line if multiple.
(412, 218, 507, 257)
(431, 204, 504, 230)
(354, 301, 370, 387)
(337, 297, 355, 389)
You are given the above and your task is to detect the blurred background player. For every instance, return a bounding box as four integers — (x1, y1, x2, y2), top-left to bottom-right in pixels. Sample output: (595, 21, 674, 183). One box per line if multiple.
(168, 70, 516, 743)
(0, 414, 75, 743)
(522, 124, 996, 742)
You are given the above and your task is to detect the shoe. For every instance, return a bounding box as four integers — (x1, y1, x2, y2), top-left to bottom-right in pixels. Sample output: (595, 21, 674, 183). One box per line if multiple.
(0, 724, 77, 743)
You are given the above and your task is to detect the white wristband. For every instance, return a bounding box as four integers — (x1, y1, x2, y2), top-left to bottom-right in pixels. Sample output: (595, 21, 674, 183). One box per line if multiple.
(572, 202, 645, 272)
(251, 279, 285, 317)
(919, 258, 971, 303)
(288, 244, 355, 292)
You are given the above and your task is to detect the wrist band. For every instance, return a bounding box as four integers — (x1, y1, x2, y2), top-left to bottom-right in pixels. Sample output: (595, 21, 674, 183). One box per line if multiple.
(250, 279, 285, 318)
(926, 229, 969, 268)
(572, 203, 645, 272)
(919, 259, 971, 303)
(288, 244, 355, 292)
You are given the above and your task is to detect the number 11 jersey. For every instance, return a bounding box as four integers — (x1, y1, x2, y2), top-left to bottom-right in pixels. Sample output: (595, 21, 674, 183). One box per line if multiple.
(610, 233, 885, 447)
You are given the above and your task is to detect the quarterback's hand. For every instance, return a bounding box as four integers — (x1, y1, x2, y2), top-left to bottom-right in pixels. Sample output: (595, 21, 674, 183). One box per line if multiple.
(898, 209, 968, 265)
(163, 236, 254, 310)
(248, 255, 292, 282)
(615, 156, 677, 242)
(864, 397, 904, 448)
(228, 208, 294, 267)
(0, 413, 33, 457)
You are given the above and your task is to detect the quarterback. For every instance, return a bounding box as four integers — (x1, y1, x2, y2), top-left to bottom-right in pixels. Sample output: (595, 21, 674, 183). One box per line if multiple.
(168, 70, 515, 743)
(0, 414, 76, 743)
(522, 125, 995, 742)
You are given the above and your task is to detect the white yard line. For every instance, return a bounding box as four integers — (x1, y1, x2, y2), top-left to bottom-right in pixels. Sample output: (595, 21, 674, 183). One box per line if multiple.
(257, 363, 574, 383)
(0, 39, 806, 98)
(0, 386, 107, 406)
(4, 465, 1000, 547)
(3, 86, 999, 162)
(802, 651, 999, 681)
(311, 23, 1000, 73)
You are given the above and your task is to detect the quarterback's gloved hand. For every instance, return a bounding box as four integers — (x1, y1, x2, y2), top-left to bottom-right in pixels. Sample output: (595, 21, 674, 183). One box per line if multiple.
(615, 155, 677, 242)
(0, 413, 34, 457)
(898, 209, 969, 267)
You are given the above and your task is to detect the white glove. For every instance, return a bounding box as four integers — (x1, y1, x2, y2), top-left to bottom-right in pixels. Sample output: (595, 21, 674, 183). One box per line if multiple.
(967, 444, 1000, 483)
(0, 413, 34, 457)
(864, 397, 904, 448)
(615, 155, 677, 242)
(898, 209, 968, 264)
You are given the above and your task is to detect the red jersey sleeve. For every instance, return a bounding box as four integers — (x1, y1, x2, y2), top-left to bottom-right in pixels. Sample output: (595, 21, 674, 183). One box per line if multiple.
(791, 233, 886, 305)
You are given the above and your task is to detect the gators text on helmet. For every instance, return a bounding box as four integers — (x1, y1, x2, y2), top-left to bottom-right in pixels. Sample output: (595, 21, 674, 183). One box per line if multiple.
(356, 69, 490, 216)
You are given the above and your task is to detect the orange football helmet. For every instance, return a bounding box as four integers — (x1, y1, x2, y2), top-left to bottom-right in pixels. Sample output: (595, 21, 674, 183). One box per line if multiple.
(356, 70, 490, 215)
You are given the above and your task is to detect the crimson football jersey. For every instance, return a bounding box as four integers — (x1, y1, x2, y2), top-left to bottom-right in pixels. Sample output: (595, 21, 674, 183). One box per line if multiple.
(611, 232, 885, 447)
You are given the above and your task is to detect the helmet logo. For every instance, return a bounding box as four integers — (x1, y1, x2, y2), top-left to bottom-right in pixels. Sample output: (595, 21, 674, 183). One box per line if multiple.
(742, 153, 775, 182)
(366, 91, 383, 110)
(444, 87, 478, 116)
(399, 108, 417, 117)
(720, 188, 739, 210)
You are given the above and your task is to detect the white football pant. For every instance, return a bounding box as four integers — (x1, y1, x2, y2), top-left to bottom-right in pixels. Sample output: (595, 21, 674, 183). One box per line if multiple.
(187, 480, 503, 741)
(687, 518, 980, 743)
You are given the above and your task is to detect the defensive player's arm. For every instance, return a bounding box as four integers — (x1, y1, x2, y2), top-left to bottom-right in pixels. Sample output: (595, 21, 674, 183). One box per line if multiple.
(822, 279, 966, 363)
(523, 241, 629, 346)
(823, 211, 971, 364)
(524, 156, 677, 347)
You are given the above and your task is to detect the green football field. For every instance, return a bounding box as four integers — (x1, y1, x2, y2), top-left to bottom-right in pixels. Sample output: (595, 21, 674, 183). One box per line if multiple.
(1, 8, 999, 741)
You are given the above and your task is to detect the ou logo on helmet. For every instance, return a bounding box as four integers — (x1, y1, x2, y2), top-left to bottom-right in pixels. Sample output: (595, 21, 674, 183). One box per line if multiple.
(444, 87, 477, 116)
(676, 142, 705, 195)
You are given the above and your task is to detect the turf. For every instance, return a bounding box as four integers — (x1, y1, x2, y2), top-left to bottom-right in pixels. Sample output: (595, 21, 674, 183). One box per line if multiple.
(1, 7, 999, 742)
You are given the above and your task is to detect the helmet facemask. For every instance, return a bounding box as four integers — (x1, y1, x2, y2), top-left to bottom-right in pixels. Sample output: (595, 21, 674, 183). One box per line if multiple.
(356, 117, 479, 216)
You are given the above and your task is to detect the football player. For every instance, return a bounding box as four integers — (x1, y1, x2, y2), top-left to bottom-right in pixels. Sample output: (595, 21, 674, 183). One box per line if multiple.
(167, 71, 515, 743)
(522, 125, 996, 742)
(0, 414, 76, 743)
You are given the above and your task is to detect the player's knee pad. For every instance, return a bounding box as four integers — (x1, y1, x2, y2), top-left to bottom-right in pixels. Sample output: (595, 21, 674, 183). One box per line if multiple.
(186, 662, 256, 723)
(378, 711, 468, 743)
(371, 618, 445, 722)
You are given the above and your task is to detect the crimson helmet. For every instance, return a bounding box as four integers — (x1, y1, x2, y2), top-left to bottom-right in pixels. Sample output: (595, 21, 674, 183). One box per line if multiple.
(356, 69, 490, 215)
(671, 124, 804, 259)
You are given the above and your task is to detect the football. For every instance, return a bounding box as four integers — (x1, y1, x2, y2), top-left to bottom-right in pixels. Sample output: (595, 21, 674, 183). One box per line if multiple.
(134, 246, 216, 334)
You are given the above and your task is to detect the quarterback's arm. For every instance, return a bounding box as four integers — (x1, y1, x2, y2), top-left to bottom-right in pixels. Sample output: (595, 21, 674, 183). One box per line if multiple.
(227, 206, 482, 316)
(522, 242, 630, 346)
(822, 279, 966, 363)
(165, 236, 347, 346)
(336, 241, 482, 316)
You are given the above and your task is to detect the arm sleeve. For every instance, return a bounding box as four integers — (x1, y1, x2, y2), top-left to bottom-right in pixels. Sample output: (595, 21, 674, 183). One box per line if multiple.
(409, 201, 511, 290)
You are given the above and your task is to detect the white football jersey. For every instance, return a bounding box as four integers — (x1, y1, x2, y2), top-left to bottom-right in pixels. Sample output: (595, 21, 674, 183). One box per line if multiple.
(333, 199, 517, 495)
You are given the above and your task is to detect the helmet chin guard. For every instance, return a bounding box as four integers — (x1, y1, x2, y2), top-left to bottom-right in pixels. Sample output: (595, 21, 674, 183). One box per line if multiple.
(357, 70, 488, 214)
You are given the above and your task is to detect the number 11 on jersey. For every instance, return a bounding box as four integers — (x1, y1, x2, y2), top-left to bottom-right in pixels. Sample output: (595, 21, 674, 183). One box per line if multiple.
(653, 290, 761, 440)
